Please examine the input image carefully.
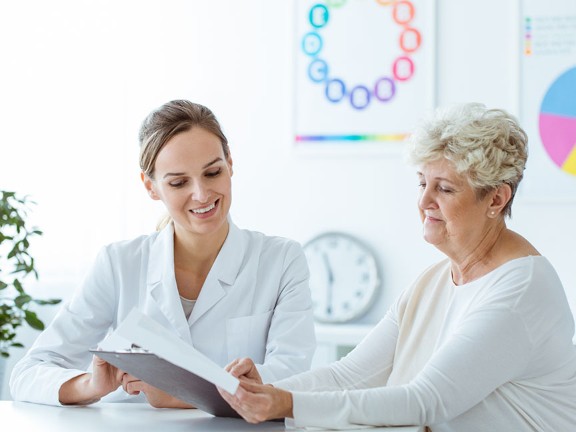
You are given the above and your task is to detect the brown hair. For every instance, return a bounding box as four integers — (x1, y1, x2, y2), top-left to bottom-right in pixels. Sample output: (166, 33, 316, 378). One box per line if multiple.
(139, 100, 229, 179)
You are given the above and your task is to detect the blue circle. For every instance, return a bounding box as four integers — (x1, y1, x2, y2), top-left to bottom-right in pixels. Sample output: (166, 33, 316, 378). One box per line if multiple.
(309, 4, 329, 28)
(308, 59, 329, 82)
(325, 79, 346, 102)
(302, 32, 323, 57)
(349, 85, 371, 110)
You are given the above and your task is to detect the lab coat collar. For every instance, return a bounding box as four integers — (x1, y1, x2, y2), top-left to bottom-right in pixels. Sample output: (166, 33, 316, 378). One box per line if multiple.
(145, 223, 191, 341)
(188, 219, 246, 325)
(145, 218, 247, 332)
(210, 219, 245, 286)
(147, 223, 175, 286)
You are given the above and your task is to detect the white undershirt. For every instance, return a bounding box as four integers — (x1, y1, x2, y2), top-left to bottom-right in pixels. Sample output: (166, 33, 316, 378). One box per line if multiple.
(179, 296, 196, 319)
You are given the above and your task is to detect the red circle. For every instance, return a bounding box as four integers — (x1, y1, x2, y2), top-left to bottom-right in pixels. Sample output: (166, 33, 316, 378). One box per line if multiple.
(393, 56, 415, 81)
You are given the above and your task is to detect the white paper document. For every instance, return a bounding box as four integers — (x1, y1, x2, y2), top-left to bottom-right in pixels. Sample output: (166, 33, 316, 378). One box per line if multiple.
(105, 308, 239, 394)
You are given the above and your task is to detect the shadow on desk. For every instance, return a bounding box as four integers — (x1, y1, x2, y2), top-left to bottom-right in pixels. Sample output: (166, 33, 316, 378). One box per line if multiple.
(0, 401, 423, 432)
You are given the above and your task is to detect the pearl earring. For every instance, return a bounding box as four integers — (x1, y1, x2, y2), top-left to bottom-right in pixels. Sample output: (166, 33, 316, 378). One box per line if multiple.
(490, 211, 495, 216)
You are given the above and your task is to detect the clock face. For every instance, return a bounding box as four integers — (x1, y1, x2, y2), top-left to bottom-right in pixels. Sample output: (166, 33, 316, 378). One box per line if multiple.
(303, 232, 380, 323)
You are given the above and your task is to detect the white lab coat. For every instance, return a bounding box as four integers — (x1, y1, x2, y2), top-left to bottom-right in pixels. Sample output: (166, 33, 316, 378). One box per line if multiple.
(10, 221, 316, 406)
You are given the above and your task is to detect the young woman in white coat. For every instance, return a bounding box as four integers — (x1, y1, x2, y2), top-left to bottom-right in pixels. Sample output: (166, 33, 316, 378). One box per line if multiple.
(9, 100, 316, 407)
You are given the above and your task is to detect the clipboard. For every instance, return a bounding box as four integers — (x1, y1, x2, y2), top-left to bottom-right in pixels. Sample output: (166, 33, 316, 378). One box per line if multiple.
(90, 348, 240, 418)
(91, 309, 240, 418)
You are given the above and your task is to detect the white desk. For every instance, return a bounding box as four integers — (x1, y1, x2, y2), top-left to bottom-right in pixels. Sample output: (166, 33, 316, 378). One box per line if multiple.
(0, 401, 423, 431)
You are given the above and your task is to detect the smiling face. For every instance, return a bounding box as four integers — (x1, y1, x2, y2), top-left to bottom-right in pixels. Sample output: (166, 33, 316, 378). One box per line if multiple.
(417, 158, 495, 257)
(143, 127, 233, 239)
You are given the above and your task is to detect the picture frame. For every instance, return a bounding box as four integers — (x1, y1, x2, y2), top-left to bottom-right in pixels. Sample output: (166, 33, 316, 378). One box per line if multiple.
(517, 0, 576, 202)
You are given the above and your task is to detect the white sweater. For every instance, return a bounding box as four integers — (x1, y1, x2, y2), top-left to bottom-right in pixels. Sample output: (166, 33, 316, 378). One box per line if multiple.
(275, 256, 576, 431)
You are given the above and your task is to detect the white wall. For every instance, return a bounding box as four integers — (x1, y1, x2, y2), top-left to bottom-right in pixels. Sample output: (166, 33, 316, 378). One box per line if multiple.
(1, 0, 575, 399)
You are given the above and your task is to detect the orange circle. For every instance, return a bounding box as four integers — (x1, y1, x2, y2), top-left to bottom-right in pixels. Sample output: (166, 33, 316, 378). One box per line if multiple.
(400, 27, 421, 53)
(393, 1, 415, 25)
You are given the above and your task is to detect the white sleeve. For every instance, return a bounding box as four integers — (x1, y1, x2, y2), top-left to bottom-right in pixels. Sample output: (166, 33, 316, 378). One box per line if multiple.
(9, 247, 118, 405)
(274, 308, 399, 393)
(288, 305, 532, 429)
(255, 242, 316, 383)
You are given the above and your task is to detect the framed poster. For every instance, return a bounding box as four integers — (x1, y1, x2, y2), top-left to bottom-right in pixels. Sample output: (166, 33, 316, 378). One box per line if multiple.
(519, 0, 576, 201)
(294, 0, 436, 154)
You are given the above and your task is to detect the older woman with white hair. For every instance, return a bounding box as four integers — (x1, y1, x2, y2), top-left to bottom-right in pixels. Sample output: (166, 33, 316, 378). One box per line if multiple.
(219, 103, 576, 431)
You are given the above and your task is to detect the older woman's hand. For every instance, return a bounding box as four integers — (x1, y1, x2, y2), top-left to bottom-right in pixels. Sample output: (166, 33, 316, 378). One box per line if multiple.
(224, 357, 263, 385)
(218, 380, 293, 423)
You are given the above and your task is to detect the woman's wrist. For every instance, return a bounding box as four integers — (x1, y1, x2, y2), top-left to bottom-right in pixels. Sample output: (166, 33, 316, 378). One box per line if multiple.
(59, 373, 103, 405)
(279, 388, 294, 419)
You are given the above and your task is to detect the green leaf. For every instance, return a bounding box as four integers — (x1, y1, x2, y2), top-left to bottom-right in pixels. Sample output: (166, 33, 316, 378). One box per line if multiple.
(24, 310, 45, 330)
(14, 294, 32, 308)
(13, 279, 24, 294)
(33, 298, 62, 305)
(0, 189, 61, 354)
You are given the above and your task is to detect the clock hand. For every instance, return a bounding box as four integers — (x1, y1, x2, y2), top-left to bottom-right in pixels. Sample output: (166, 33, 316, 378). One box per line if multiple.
(322, 253, 334, 316)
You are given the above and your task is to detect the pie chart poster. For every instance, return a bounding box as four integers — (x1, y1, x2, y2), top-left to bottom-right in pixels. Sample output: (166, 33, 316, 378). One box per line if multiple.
(294, 0, 435, 147)
(520, 0, 576, 200)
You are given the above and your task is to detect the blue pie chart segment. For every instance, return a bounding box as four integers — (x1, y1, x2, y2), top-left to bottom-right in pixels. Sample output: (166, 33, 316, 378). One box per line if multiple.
(538, 66, 576, 176)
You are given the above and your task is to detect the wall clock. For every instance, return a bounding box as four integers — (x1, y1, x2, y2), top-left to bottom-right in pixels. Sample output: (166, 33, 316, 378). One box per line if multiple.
(303, 232, 381, 323)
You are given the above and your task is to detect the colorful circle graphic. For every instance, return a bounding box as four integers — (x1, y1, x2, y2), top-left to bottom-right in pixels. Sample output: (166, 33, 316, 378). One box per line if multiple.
(301, 0, 421, 111)
(538, 66, 576, 176)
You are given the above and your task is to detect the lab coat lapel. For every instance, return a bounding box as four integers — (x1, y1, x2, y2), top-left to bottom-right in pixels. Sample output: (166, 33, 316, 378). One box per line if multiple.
(144, 223, 192, 344)
(188, 221, 246, 326)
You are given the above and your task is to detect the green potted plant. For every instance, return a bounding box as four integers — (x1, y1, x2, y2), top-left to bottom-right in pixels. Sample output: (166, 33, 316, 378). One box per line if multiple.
(0, 190, 61, 364)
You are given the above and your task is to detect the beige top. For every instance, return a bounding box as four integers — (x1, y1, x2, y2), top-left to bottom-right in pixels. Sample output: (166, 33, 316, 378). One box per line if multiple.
(276, 256, 576, 431)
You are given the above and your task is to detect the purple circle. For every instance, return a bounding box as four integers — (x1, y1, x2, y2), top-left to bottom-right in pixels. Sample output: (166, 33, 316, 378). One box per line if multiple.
(374, 77, 396, 102)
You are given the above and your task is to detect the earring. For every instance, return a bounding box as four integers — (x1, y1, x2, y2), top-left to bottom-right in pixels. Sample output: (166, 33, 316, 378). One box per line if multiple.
(490, 211, 496, 216)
